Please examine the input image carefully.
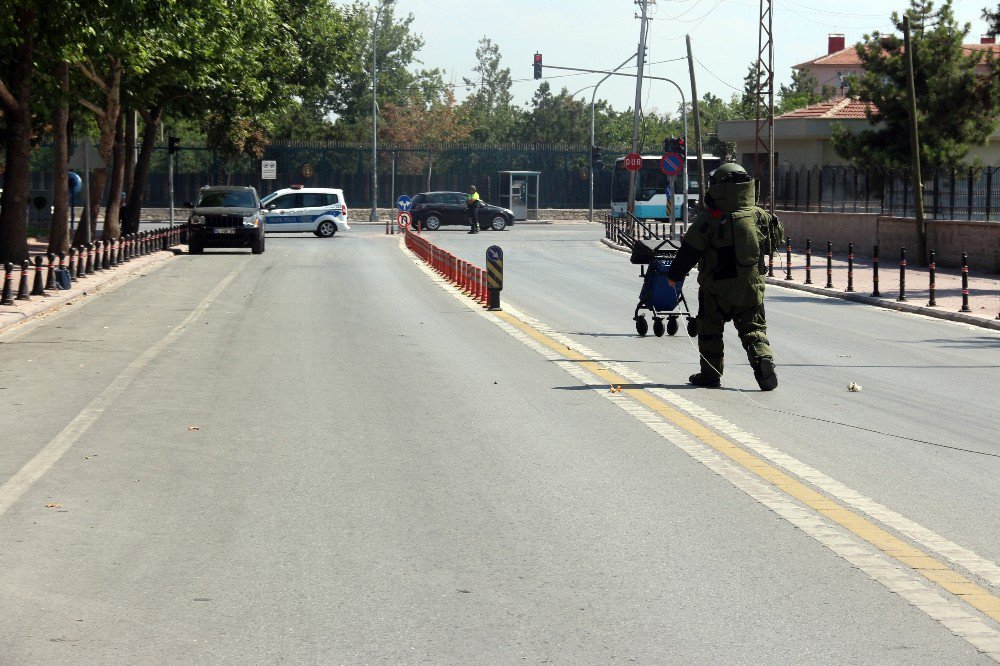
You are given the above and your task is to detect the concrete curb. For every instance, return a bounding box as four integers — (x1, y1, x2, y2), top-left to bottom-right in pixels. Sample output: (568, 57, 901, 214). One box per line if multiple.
(0, 248, 181, 335)
(599, 237, 1000, 332)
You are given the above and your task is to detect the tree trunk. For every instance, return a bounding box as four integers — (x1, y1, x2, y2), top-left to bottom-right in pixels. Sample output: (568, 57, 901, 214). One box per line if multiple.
(48, 60, 71, 254)
(122, 106, 162, 236)
(121, 109, 136, 222)
(102, 110, 125, 240)
(74, 58, 122, 245)
(0, 6, 36, 264)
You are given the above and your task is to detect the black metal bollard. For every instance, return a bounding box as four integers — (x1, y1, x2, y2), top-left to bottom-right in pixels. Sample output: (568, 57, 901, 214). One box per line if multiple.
(117, 236, 125, 264)
(123, 235, 132, 262)
(825, 241, 833, 288)
(94, 241, 104, 272)
(768, 246, 774, 277)
(0, 263, 14, 305)
(85, 243, 95, 274)
(960, 252, 971, 312)
(68, 248, 78, 281)
(75, 246, 86, 278)
(30, 255, 48, 296)
(162, 228, 169, 251)
(872, 244, 881, 297)
(785, 237, 793, 280)
(16, 259, 31, 300)
(846, 243, 855, 292)
(102, 240, 111, 269)
(897, 247, 907, 302)
(45, 253, 57, 291)
(109, 239, 117, 267)
(805, 239, 813, 284)
(927, 250, 936, 307)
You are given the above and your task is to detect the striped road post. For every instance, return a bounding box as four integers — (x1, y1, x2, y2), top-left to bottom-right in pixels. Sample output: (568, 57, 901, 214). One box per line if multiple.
(486, 245, 503, 311)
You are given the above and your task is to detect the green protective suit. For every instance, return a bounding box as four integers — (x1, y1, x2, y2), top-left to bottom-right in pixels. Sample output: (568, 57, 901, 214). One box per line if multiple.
(665, 178, 775, 379)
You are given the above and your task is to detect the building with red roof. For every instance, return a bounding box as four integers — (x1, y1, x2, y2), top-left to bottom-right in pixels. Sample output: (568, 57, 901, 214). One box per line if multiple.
(716, 34, 1000, 168)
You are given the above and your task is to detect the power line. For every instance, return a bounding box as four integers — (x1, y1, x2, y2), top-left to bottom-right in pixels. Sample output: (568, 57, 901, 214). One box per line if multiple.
(693, 55, 743, 93)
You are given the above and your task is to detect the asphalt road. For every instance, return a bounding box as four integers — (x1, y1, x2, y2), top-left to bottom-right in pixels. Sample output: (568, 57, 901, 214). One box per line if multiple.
(0, 225, 997, 663)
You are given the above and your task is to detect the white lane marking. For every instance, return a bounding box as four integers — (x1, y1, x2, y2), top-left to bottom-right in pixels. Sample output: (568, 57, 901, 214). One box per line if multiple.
(508, 305, 1000, 592)
(402, 243, 1000, 660)
(0, 267, 242, 518)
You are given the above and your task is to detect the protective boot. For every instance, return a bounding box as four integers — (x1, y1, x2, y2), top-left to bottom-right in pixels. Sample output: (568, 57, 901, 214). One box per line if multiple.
(689, 355, 723, 388)
(753, 356, 778, 391)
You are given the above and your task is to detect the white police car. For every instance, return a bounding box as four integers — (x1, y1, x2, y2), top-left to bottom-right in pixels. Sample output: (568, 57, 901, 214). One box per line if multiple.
(260, 186, 350, 237)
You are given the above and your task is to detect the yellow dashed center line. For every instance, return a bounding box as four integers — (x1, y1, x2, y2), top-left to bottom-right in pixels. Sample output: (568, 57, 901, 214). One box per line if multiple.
(495, 310, 1000, 624)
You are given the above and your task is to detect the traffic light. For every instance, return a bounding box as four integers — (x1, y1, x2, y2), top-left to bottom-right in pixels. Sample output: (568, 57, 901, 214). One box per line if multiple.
(591, 145, 603, 167)
(533, 53, 542, 80)
(168, 136, 180, 155)
(662, 136, 686, 155)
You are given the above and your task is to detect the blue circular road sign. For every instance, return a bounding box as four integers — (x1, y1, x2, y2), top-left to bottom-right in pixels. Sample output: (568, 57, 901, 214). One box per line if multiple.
(397, 195, 412, 212)
(660, 153, 683, 177)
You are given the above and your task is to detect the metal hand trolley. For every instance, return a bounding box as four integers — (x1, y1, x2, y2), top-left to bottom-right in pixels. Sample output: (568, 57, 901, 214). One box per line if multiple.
(615, 215, 697, 338)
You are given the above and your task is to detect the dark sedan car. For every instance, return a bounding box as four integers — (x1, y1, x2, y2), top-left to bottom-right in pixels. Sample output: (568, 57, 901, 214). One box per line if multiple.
(409, 192, 514, 231)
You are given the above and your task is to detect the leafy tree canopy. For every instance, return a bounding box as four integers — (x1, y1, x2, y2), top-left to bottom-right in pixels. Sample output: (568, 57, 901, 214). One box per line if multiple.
(833, 0, 1000, 168)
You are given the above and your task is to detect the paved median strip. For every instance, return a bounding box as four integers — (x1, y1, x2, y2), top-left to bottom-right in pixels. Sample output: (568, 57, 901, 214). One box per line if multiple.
(401, 239, 1000, 659)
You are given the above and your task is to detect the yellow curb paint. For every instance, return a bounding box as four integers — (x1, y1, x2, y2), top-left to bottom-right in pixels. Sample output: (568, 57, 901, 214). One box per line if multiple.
(494, 309, 1000, 625)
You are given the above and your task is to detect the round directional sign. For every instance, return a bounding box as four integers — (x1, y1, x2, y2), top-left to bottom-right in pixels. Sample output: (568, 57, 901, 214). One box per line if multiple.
(396, 194, 412, 212)
(397, 211, 412, 229)
(660, 152, 684, 176)
(623, 152, 643, 172)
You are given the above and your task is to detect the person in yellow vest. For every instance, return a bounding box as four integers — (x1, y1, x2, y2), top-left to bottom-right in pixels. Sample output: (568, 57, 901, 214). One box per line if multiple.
(467, 185, 480, 234)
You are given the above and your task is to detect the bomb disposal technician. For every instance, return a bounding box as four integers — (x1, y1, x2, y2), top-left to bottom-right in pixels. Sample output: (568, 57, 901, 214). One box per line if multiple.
(665, 163, 783, 391)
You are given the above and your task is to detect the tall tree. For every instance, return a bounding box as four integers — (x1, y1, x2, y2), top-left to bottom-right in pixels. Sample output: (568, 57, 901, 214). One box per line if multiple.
(985, 3, 1000, 35)
(331, 2, 437, 129)
(0, 0, 89, 263)
(833, 0, 1000, 168)
(0, 4, 41, 263)
(778, 69, 836, 114)
(460, 37, 518, 143)
(696, 92, 738, 161)
(518, 82, 589, 144)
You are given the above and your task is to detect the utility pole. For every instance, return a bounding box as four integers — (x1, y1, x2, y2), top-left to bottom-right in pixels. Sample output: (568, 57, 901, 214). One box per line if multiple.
(627, 0, 651, 216)
(686, 35, 706, 203)
(753, 0, 775, 214)
(903, 15, 927, 264)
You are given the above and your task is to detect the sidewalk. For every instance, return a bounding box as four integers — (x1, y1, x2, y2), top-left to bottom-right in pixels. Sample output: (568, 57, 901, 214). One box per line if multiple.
(602, 238, 1000, 331)
(0, 239, 180, 335)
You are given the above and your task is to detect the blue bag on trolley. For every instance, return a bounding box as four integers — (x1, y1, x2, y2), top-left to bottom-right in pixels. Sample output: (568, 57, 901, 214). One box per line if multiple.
(639, 257, 683, 311)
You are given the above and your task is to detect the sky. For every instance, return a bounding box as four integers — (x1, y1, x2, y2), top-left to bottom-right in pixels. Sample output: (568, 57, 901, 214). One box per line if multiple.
(400, 0, 994, 115)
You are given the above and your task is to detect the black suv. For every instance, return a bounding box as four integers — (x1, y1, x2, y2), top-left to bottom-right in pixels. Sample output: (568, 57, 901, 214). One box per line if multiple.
(186, 186, 266, 254)
(410, 192, 514, 231)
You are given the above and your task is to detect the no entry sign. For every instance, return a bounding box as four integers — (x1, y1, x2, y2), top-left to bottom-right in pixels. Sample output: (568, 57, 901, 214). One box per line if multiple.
(623, 152, 643, 172)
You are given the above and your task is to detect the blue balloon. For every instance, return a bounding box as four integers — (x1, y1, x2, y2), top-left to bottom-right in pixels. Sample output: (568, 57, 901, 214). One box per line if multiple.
(68, 171, 83, 195)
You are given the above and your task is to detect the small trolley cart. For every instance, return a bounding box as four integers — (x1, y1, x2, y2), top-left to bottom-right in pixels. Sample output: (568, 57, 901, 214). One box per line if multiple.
(615, 215, 697, 338)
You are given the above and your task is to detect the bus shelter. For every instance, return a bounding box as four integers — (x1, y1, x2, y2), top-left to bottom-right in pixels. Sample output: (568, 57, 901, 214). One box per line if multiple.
(498, 171, 540, 221)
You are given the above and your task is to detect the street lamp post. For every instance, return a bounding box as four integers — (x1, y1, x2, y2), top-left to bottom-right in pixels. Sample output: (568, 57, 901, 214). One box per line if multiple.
(587, 54, 637, 222)
(369, 0, 393, 223)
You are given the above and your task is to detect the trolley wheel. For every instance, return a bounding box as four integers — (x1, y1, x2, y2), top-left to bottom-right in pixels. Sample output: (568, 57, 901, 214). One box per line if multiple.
(635, 316, 648, 337)
(686, 317, 698, 337)
(653, 318, 665, 337)
(666, 316, 679, 336)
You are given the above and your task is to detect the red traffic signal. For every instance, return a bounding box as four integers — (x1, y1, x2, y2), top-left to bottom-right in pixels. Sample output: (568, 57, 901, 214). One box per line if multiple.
(533, 53, 542, 80)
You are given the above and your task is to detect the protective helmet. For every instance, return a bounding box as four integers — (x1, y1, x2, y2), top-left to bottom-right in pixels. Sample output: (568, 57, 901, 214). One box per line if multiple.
(709, 162, 752, 185)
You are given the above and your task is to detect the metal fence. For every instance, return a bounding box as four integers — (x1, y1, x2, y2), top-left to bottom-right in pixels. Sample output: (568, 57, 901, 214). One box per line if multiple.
(772, 164, 1000, 221)
(12, 141, 631, 211)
